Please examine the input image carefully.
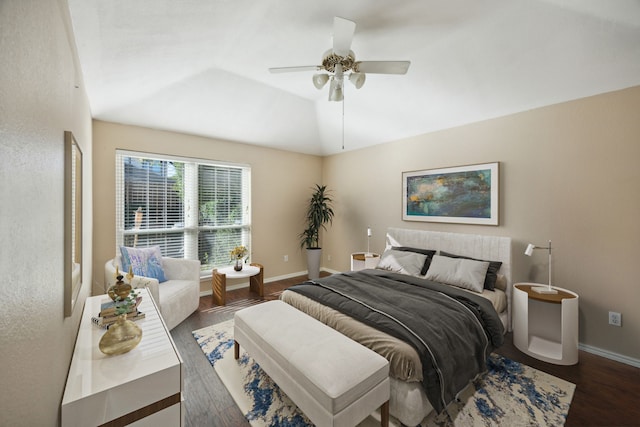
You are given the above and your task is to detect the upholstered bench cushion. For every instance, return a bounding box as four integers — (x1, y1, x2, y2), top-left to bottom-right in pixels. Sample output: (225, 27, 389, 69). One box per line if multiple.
(234, 300, 389, 425)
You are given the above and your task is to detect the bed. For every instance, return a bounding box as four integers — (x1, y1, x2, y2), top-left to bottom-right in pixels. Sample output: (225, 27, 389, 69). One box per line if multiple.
(280, 228, 512, 426)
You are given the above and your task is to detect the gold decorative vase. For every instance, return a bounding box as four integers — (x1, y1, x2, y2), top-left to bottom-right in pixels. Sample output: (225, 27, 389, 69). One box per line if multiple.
(108, 275, 132, 301)
(99, 314, 143, 355)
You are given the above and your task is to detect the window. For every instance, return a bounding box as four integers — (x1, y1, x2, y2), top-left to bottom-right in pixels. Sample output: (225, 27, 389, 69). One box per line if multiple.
(115, 150, 251, 276)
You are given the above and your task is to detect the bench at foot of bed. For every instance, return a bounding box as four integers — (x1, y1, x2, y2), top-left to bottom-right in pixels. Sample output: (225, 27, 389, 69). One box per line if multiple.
(234, 300, 390, 427)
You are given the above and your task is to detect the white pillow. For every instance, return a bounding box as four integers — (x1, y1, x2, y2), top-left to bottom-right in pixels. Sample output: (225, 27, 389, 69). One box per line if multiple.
(376, 249, 427, 277)
(424, 255, 490, 293)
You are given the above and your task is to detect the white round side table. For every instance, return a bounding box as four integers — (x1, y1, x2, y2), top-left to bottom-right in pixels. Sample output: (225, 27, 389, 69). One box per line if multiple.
(212, 263, 263, 306)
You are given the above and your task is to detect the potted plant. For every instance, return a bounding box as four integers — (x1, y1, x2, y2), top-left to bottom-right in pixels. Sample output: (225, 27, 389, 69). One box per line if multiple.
(230, 245, 249, 271)
(299, 184, 334, 279)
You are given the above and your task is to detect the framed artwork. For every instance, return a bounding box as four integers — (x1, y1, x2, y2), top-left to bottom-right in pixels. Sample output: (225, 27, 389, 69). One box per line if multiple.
(402, 162, 499, 225)
(64, 131, 82, 316)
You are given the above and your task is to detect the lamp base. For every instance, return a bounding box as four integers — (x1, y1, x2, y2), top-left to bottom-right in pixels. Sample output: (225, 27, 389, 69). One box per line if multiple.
(531, 286, 558, 294)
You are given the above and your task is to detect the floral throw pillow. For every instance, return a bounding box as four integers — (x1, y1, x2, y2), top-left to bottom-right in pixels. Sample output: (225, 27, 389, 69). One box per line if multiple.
(119, 246, 167, 283)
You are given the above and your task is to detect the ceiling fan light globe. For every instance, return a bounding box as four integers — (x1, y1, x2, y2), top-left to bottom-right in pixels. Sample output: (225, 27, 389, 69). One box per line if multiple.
(328, 79, 344, 101)
(329, 87, 343, 102)
(312, 74, 329, 89)
(349, 72, 366, 89)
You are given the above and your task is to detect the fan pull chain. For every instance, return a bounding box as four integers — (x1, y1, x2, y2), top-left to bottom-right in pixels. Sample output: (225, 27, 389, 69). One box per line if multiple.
(342, 94, 345, 150)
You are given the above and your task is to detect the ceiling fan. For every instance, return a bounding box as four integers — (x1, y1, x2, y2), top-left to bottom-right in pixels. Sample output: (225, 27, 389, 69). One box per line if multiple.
(269, 17, 411, 102)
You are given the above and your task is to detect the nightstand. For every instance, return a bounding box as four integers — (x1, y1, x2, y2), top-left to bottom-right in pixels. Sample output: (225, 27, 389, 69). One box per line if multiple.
(513, 283, 579, 365)
(350, 252, 380, 271)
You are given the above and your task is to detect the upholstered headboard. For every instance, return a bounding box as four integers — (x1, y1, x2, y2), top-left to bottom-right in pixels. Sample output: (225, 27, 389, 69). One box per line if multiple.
(386, 227, 513, 331)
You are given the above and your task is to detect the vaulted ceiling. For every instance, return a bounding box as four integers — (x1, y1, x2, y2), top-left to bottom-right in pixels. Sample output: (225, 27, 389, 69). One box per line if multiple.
(69, 0, 640, 155)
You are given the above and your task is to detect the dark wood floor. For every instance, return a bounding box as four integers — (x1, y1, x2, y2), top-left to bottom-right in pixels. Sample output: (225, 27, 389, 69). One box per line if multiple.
(171, 274, 640, 427)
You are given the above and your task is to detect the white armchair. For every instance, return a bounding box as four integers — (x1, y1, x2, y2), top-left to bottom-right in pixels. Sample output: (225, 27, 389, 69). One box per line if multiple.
(105, 255, 201, 330)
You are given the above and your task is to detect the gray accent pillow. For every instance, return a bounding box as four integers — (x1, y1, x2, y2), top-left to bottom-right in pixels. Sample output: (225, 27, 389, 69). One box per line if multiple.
(424, 255, 490, 293)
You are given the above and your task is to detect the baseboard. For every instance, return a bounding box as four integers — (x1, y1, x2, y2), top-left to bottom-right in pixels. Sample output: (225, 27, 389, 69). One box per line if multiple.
(579, 343, 640, 368)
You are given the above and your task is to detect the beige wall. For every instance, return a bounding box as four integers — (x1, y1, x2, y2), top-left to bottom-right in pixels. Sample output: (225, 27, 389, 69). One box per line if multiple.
(92, 121, 323, 294)
(322, 86, 640, 362)
(0, 0, 93, 425)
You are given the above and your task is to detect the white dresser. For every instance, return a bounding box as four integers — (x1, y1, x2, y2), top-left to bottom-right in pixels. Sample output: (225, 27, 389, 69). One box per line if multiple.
(62, 288, 183, 426)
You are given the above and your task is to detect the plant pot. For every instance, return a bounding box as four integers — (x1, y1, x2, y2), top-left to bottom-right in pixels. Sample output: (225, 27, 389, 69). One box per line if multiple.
(306, 248, 322, 280)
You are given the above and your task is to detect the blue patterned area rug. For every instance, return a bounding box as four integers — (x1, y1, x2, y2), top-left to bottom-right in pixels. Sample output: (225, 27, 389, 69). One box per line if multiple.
(193, 319, 575, 427)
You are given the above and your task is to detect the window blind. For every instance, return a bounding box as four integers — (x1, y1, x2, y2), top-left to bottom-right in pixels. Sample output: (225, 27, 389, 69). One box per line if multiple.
(115, 150, 251, 275)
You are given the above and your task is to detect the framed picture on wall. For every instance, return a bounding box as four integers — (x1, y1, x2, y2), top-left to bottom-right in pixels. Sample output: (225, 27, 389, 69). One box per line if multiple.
(402, 162, 499, 225)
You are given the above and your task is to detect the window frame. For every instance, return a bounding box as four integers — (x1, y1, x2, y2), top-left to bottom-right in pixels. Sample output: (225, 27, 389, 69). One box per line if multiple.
(115, 150, 251, 277)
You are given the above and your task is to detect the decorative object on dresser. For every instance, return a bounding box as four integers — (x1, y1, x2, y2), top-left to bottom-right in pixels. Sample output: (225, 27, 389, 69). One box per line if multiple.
(513, 283, 579, 365)
(402, 162, 499, 225)
(524, 240, 557, 294)
(91, 293, 144, 329)
(212, 263, 264, 306)
(299, 184, 334, 279)
(98, 312, 143, 355)
(106, 267, 132, 301)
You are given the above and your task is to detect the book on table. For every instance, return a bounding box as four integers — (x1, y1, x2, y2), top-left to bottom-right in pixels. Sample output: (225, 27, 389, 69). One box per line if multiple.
(92, 295, 145, 329)
(98, 296, 142, 317)
(92, 310, 146, 329)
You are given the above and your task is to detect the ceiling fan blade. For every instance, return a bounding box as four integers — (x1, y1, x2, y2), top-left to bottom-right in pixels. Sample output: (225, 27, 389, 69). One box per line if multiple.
(269, 65, 321, 73)
(356, 61, 411, 75)
(332, 17, 356, 57)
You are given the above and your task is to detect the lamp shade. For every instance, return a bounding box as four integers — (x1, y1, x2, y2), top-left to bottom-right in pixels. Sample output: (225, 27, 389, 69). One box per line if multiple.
(349, 72, 366, 89)
(525, 243, 535, 256)
(312, 74, 329, 89)
(328, 78, 343, 101)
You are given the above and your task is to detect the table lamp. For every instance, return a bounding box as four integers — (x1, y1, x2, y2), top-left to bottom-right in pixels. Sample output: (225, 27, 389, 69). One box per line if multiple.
(524, 240, 557, 294)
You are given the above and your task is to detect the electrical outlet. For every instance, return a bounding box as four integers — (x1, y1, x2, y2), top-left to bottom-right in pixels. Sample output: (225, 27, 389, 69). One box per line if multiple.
(608, 311, 622, 327)
(327, 254, 331, 261)
(283, 255, 288, 262)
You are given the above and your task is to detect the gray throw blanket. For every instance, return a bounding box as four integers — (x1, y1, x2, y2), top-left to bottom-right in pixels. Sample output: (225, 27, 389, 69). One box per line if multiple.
(287, 269, 504, 414)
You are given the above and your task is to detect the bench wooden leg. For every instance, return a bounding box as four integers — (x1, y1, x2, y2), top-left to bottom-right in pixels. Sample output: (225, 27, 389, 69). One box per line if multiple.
(380, 400, 389, 427)
(234, 340, 240, 360)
